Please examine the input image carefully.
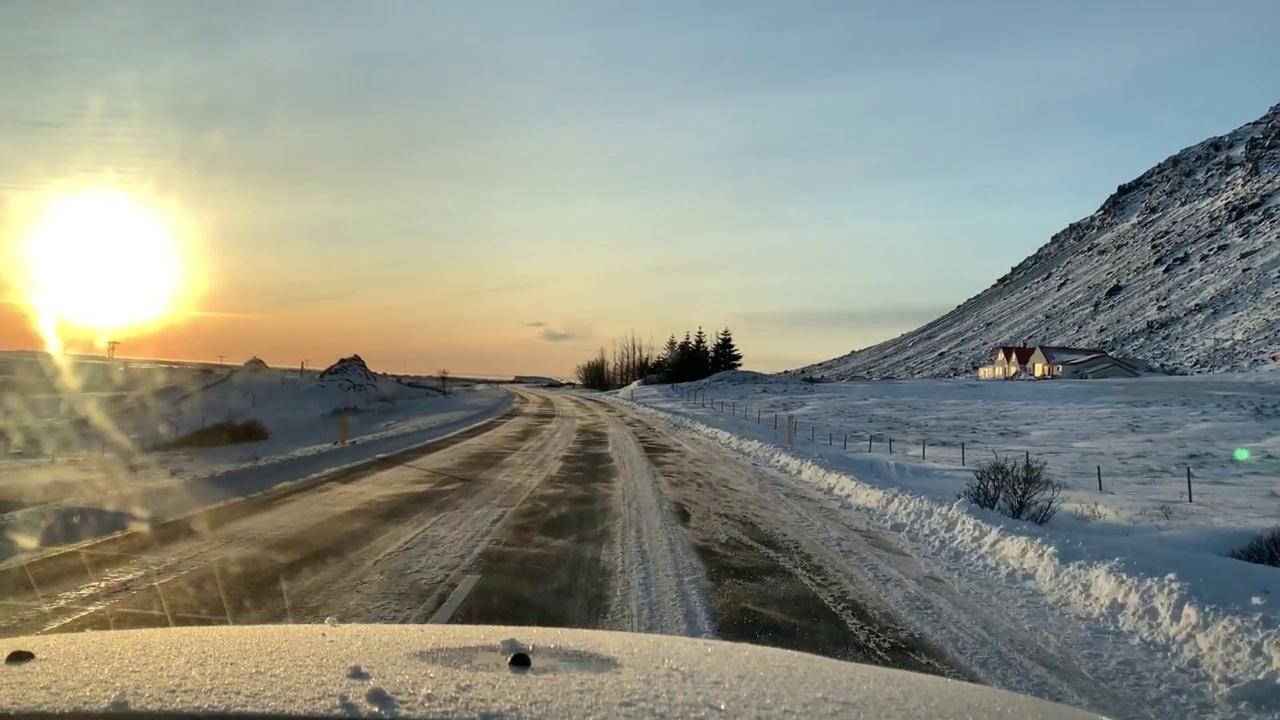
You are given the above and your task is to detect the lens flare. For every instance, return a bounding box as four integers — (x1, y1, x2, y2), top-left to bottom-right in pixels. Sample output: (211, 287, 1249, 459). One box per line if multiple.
(2, 187, 199, 354)
(1234, 448, 1251, 461)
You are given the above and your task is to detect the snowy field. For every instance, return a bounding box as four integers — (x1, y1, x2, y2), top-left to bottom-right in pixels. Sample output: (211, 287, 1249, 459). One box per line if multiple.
(617, 371, 1280, 714)
(0, 356, 511, 560)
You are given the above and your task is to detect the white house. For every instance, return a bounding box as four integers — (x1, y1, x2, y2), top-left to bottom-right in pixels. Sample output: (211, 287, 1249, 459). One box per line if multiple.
(1025, 346, 1140, 379)
(977, 345, 1034, 379)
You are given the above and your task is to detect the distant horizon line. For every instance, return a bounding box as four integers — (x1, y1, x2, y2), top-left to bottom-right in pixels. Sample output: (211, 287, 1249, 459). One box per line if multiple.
(0, 348, 561, 380)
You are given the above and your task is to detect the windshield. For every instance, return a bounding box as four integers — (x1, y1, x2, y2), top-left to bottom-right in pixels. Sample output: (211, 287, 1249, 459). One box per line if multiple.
(2, 3, 1278, 720)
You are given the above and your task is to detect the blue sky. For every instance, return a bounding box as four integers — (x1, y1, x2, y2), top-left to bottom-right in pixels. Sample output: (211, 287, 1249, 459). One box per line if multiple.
(0, 1, 1277, 374)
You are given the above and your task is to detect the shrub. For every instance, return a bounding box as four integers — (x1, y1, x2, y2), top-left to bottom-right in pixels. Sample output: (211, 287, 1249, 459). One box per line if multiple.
(1071, 501, 1110, 522)
(1138, 504, 1176, 522)
(158, 419, 269, 449)
(1228, 527, 1280, 568)
(959, 452, 1064, 525)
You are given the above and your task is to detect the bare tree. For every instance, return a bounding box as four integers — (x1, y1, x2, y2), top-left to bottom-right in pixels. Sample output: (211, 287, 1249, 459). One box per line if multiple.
(575, 349, 609, 390)
(438, 369, 451, 397)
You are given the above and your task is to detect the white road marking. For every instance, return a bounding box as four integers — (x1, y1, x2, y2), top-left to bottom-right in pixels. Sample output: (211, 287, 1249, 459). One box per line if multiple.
(427, 574, 482, 624)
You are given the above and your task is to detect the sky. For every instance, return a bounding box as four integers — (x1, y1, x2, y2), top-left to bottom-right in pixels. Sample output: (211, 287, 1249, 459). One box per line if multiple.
(0, 1, 1277, 377)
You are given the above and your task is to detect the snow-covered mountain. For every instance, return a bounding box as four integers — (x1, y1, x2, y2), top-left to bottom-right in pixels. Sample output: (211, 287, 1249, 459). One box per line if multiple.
(795, 103, 1280, 380)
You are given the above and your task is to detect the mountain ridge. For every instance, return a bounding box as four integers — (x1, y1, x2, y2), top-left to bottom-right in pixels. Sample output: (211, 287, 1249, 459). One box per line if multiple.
(795, 102, 1280, 380)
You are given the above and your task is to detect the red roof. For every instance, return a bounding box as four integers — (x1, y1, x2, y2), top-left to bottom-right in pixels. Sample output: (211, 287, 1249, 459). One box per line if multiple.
(995, 346, 1034, 365)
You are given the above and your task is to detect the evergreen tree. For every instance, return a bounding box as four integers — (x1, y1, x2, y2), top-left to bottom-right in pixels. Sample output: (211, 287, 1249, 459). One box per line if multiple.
(673, 332, 694, 382)
(711, 327, 743, 373)
(573, 325, 745, 387)
(653, 334, 679, 380)
(692, 327, 711, 379)
(662, 334, 679, 364)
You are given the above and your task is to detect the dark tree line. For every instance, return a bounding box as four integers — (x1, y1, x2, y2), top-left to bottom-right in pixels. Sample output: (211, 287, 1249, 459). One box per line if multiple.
(574, 327, 742, 390)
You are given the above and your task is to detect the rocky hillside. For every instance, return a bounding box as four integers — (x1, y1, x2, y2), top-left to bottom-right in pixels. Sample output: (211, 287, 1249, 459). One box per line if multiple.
(796, 103, 1280, 380)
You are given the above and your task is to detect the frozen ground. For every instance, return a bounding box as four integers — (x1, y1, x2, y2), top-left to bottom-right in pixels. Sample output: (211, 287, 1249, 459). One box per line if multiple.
(616, 371, 1280, 714)
(0, 356, 511, 559)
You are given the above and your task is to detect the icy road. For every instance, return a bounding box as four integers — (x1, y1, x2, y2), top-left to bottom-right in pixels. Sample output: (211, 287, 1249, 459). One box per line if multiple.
(0, 389, 967, 676)
(30, 387, 1257, 718)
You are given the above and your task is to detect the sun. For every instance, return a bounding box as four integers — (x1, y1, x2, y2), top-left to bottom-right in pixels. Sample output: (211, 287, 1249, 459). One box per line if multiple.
(19, 190, 185, 338)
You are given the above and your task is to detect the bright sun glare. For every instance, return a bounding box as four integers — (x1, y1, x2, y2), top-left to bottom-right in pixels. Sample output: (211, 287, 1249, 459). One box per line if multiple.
(20, 191, 185, 341)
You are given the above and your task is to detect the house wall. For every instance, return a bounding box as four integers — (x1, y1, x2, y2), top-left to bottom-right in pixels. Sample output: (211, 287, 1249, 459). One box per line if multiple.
(1026, 348, 1054, 377)
(1031, 362, 1057, 378)
(992, 356, 1009, 376)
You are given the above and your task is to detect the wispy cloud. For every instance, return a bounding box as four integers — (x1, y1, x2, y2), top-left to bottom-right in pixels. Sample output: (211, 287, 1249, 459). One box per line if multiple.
(524, 320, 587, 343)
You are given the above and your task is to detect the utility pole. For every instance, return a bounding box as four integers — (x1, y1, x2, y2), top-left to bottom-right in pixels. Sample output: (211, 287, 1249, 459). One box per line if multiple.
(217, 355, 227, 366)
(105, 341, 120, 359)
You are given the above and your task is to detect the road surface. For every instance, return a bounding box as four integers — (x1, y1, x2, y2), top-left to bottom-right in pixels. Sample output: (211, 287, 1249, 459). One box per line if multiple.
(0, 389, 969, 680)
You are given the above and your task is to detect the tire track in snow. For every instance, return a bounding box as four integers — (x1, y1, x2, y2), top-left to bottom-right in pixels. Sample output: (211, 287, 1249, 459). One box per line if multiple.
(613, 410, 968, 676)
(308, 391, 580, 623)
(587, 400, 714, 638)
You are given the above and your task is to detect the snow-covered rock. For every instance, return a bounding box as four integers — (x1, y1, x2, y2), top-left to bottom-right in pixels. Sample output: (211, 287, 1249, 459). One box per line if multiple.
(798, 102, 1280, 379)
(316, 355, 379, 395)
